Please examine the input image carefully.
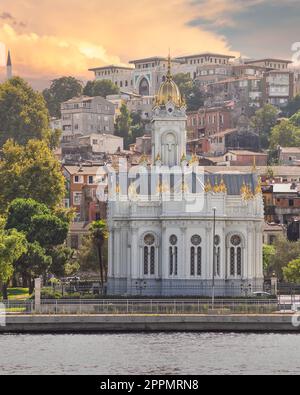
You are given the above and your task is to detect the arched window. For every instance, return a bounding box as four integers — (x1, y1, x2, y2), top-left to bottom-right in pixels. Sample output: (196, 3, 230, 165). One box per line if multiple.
(139, 78, 150, 96)
(169, 235, 178, 276)
(143, 234, 156, 276)
(191, 235, 202, 277)
(228, 235, 243, 278)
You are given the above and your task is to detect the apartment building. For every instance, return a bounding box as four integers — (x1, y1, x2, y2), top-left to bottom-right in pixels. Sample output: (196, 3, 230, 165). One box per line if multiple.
(61, 96, 115, 140)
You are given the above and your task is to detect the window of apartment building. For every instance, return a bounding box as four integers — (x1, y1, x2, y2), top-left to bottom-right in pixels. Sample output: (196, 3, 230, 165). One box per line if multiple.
(74, 175, 83, 184)
(74, 124, 79, 130)
(73, 192, 82, 206)
(88, 176, 94, 185)
(289, 200, 294, 207)
(93, 139, 98, 145)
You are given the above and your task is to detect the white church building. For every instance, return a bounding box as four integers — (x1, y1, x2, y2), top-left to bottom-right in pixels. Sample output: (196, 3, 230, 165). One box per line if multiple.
(107, 59, 264, 297)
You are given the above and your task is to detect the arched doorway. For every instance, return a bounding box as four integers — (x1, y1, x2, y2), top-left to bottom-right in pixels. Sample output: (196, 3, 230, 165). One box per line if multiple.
(139, 78, 150, 96)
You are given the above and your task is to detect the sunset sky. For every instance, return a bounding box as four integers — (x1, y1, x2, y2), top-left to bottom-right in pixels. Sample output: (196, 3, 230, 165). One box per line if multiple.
(0, 0, 299, 90)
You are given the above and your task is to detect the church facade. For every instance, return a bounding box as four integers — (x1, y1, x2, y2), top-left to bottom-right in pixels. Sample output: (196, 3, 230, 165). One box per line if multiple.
(107, 59, 264, 297)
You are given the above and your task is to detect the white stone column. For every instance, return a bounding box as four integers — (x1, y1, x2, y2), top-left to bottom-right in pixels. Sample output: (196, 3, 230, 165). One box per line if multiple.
(180, 225, 187, 279)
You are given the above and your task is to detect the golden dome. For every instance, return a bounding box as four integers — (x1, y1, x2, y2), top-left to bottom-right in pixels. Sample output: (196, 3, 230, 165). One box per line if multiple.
(155, 55, 184, 108)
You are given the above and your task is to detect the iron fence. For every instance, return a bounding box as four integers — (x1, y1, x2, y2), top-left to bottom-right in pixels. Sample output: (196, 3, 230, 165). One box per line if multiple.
(1, 298, 284, 315)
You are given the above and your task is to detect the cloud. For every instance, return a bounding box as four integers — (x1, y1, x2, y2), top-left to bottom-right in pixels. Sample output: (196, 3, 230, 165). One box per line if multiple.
(0, 0, 240, 88)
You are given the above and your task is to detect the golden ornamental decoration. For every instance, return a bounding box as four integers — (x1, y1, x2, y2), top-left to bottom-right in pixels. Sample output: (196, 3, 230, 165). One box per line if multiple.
(180, 153, 187, 163)
(255, 177, 262, 195)
(155, 153, 161, 163)
(139, 154, 148, 165)
(155, 54, 185, 108)
(240, 182, 254, 201)
(204, 180, 213, 193)
(189, 153, 199, 166)
(219, 178, 227, 194)
(181, 182, 189, 193)
(156, 182, 170, 194)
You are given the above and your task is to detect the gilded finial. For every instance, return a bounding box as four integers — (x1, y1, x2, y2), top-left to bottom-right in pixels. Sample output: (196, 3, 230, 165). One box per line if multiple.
(240, 182, 254, 201)
(252, 156, 257, 173)
(167, 51, 172, 81)
(189, 153, 199, 166)
(205, 179, 213, 193)
(255, 177, 262, 195)
(155, 153, 161, 163)
(180, 153, 187, 163)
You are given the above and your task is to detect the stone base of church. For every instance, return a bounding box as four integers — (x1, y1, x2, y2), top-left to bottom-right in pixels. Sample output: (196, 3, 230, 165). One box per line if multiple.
(107, 278, 264, 297)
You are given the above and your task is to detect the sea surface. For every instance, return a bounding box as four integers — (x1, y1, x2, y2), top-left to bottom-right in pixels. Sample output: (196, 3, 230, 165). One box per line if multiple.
(0, 333, 299, 375)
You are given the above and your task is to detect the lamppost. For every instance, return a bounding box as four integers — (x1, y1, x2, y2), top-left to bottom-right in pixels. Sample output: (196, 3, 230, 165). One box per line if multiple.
(212, 207, 217, 310)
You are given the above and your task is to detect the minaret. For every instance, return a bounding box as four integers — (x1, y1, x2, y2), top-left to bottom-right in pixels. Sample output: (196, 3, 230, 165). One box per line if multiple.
(6, 50, 12, 80)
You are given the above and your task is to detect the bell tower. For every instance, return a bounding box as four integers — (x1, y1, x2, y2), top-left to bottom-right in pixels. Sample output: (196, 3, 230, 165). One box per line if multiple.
(152, 55, 187, 167)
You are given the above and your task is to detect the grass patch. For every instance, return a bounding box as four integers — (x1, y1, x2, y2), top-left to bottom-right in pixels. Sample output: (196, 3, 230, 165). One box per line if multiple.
(8, 288, 30, 300)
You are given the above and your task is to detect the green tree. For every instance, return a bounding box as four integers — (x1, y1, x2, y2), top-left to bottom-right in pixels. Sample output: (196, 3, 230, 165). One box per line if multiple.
(263, 244, 276, 275)
(28, 214, 69, 248)
(290, 111, 300, 127)
(14, 242, 51, 293)
(49, 246, 79, 278)
(173, 73, 204, 111)
(0, 77, 50, 147)
(0, 225, 27, 299)
(272, 236, 300, 279)
(43, 76, 83, 118)
(283, 259, 300, 284)
(6, 199, 71, 288)
(0, 140, 66, 211)
(115, 103, 132, 149)
(269, 119, 300, 148)
(78, 221, 108, 291)
(83, 80, 119, 98)
(285, 95, 300, 117)
(251, 104, 278, 148)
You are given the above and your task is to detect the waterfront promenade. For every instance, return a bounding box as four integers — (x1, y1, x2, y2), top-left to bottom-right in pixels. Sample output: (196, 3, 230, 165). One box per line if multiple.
(1, 313, 299, 333)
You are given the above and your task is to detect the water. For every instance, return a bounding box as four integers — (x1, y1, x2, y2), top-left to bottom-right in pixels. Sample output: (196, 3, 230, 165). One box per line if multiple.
(0, 333, 299, 375)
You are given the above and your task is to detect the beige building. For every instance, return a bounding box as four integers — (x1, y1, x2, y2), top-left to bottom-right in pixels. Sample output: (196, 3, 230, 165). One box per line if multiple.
(61, 96, 115, 141)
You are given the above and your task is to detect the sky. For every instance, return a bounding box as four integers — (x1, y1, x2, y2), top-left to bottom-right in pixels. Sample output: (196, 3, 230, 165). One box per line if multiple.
(0, 0, 299, 90)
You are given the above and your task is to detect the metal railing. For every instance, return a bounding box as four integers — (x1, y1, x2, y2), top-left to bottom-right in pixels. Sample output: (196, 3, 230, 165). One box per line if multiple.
(2, 298, 282, 315)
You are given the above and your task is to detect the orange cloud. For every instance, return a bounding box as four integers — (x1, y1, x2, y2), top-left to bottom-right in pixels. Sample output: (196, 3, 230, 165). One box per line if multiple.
(0, 0, 241, 87)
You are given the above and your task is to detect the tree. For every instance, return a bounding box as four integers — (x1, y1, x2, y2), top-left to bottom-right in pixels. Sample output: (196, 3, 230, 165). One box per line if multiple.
(290, 111, 300, 127)
(90, 221, 108, 290)
(251, 104, 278, 148)
(115, 104, 132, 149)
(0, 77, 50, 147)
(269, 119, 300, 149)
(43, 77, 83, 118)
(173, 73, 204, 111)
(0, 140, 66, 211)
(49, 246, 79, 278)
(14, 242, 51, 293)
(283, 259, 300, 284)
(285, 95, 300, 117)
(6, 199, 71, 289)
(83, 80, 119, 98)
(271, 236, 300, 279)
(263, 244, 276, 275)
(0, 226, 27, 299)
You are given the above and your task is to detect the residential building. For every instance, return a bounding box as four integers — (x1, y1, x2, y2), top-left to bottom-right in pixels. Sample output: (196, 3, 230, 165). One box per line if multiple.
(263, 223, 286, 245)
(224, 150, 268, 166)
(61, 96, 115, 139)
(279, 147, 300, 165)
(63, 165, 106, 219)
(264, 70, 294, 108)
(88, 65, 134, 91)
(244, 58, 292, 70)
